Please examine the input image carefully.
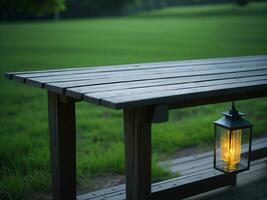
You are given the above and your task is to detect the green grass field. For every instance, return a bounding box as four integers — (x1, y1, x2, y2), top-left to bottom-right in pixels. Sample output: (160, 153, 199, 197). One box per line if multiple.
(1, 2, 267, 200)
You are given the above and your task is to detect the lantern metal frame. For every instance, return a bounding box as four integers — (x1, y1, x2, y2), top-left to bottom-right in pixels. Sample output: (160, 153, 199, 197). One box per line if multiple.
(213, 102, 253, 174)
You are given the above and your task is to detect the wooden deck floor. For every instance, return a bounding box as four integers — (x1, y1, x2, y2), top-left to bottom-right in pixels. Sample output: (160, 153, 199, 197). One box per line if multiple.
(78, 137, 267, 200)
(187, 157, 267, 200)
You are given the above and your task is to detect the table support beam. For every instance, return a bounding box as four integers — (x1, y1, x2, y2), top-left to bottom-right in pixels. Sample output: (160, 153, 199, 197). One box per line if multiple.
(48, 92, 76, 200)
(123, 107, 152, 200)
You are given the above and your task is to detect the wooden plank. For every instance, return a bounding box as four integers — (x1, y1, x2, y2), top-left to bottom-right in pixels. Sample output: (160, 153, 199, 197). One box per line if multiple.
(78, 185, 125, 200)
(23, 59, 267, 86)
(9, 55, 267, 82)
(166, 141, 267, 175)
(78, 169, 215, 200)
(77, 169, 213, 200)
(161, 137, 267, 170)
(250, 143, 267, 161)
(79, 159, 267, 200)
(152, 170, 237, 200)
(170, 138, 267, 175)
(168, 89, 267, 110)
(78, 140, 267, 199)
(84, 75, 267, 105)
(78, 166, 223, 200)
(78, 158, 267, 200)
(123, 107, 152, 200)
(187, 158, 267, 200)
(100, 79, 267, 109)
(48, 92, 76, 200)
(4, 73, 13, 80)
(79, 140, 267, 199)
(66, 69, 267, 99)
(77, 169, 235, 200)
(169, 143, 267, 175)
(77, 139, 267, 200)
(151, 105, 169, 123)
(45, 65, 267, 94)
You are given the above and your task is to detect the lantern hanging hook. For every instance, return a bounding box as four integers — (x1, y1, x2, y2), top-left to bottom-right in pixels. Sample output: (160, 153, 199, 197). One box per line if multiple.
(227, 101, 244, 118)
(229, 101, 237, 115)
(231, 101, 237, 112)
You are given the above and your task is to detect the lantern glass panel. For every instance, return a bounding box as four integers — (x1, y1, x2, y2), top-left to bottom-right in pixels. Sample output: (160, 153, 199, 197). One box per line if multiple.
(215, 126, 251, 173)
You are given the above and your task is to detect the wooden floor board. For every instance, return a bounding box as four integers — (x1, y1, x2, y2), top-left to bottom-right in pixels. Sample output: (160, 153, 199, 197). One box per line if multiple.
(187, 159, 267, 200)
(78, 137, 267, 200)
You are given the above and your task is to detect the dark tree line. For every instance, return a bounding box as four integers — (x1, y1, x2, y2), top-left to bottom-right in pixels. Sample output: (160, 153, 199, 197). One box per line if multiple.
(0, 0, 257, 21)
(62, 0, 167, 18)
(0, 0, 65, 20)
(63, 0, 135, 17)
(236, 0, 250, 6)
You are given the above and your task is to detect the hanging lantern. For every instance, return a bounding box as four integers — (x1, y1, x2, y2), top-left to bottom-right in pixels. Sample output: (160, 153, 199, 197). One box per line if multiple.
(214, 102, 253, 173)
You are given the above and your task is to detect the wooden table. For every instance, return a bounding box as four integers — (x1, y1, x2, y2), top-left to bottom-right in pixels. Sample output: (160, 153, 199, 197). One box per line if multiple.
(5, 55, 267, 200)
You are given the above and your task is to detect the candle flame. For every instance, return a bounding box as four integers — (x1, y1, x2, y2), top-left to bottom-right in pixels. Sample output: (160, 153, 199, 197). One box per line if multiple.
(220, 129, 241, 171)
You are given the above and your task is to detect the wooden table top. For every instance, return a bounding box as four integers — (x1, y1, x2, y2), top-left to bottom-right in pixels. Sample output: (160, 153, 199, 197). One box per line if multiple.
(5, 55, 267, 109)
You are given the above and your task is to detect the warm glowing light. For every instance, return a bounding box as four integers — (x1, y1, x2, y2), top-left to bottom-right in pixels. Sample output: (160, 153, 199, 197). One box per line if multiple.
(220, 130, 241, 171)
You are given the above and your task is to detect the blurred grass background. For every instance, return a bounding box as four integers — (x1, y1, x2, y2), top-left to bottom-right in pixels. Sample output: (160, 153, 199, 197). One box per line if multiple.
(0, 2, 267, 200)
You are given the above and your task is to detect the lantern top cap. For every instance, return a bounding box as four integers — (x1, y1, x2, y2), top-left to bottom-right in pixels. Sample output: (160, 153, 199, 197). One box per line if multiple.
(222, 101, 245, 118)
(214, 101, 252, 129)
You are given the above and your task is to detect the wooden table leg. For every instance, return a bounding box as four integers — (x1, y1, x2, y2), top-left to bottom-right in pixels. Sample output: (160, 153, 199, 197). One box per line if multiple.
(48, 92, 76, 200)
(123, 107, 152, 200)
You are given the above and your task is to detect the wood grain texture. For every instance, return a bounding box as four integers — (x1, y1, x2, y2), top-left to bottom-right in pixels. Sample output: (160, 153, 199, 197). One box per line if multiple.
(48, 92, 77, 200)
(77, 137, 267, 200)
(9, 55, 267, 81)
(83, 75, 267, 105)
(123, 107, 152, 200)
(100, 79, 267, 109)
(5, 55, 267, 109)
(45, 64, 267, 93)
(66, 69, 267, 99)
(23, 60, 267, 86)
